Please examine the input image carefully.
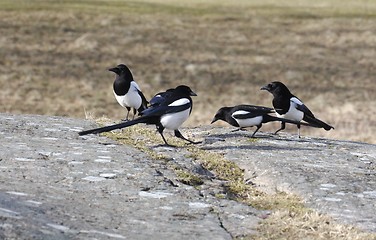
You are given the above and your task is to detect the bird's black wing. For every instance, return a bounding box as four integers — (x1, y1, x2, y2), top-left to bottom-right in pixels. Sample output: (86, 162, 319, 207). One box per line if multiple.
(232, 111, 262, 119)
(291, 97, 334, 130)
(232, 105, 274, 119)
(141, 103, 191, 117)
(149, 89, 175, 107)
(139, 90, 149, 104)
(296, 104, 315, 118)
(236, 105, 274, 112)
(291, 97, 315, 118)
(137, 89, 149, 110)
(149, 94, 164, 107)
(142, 86, 192, 117)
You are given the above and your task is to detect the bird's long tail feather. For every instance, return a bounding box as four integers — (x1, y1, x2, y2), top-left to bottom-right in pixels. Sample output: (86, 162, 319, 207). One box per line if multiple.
(79, 117, 147, 136)
(263, 115, 314, 127)
(303, 115, 334, 131)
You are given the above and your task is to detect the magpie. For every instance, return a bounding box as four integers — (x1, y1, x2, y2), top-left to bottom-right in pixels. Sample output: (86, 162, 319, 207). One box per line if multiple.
(211, 104, 311, 137)
(110, 64, 148, 120)
(79, 85, 200, 147)
(261, 81, 334, 137)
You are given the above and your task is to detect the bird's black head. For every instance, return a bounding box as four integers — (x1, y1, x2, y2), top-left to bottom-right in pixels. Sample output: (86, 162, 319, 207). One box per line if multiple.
(260, 81, 291, 96)
(174, 85, 197, 96)
(109, 64, 133, 80)
(211, 107, 231, 124)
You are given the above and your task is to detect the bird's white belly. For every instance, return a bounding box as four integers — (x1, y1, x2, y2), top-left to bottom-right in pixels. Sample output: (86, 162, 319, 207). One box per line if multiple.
(276, 103, 304, 121)
(114, 90, 141, 109)
(234, 116, 263, 128)
(160, 108, 191, 130)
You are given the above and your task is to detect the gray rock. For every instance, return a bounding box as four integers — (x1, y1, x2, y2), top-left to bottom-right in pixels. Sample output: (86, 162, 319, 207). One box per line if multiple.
(0, 114, 261, 239)
(1, 113, 375, 239)
(200, 126, 376, 232)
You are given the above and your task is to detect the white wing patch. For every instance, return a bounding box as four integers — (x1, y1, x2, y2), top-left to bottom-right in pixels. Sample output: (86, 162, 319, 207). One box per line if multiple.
(276, 97, 304, 121)
(168, 98, 190, 107)
(290, 97, 303, 106)
(232, 110, 249, 116)
(232, 111, 263, 127)
(130, 81, 141, 92)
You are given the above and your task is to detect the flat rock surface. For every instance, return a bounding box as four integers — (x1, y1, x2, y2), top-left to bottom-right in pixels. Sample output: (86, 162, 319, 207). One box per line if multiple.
(197, 126, 376, 232)
(0, 114, 261, 239)
(1, 114, 375, 239)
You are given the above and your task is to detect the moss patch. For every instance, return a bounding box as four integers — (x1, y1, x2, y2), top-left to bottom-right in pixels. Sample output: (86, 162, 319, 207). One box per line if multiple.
(175, 169, 204, 186)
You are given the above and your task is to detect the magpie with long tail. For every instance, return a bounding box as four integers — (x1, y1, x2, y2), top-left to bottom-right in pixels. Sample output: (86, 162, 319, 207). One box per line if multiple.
(79, 85, 200, 147)
(211, 104, 312, 138)
(261, 81, 334, 137)
(110, 64, 148, 120)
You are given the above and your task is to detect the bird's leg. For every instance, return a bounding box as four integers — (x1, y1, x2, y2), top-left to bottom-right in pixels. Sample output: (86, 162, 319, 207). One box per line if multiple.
(160, 133, 172, 146)
(231, 128, 245, 132)
(297, 123, 301, 138)
(132, 108, 137, 120)
(251, 125, 262, 138)
(274, 122, 285, 135)
(122, 107, 131, 121)
(157, 125, 173, 147)
(174, 130, 201, 144)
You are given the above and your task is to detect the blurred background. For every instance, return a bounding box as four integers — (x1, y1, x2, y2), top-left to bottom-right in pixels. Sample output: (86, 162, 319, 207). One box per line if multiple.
(1, 0, 375, 143)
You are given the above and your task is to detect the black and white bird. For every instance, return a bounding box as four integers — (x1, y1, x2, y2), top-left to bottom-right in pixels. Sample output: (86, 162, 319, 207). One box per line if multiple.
(79, 85, 200, 147)
(261, 81, 334, 137)
(110, 64, 148, 120)
(211, 104, 310, 137)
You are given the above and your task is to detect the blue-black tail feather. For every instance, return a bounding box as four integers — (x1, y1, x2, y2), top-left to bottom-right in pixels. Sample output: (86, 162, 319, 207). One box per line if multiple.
(78, 117, 147, 136)
(263, 115, 314, 127)
(303, 115, 334, 131)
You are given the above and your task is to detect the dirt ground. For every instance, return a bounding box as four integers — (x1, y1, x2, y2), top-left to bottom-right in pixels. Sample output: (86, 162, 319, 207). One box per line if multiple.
(0, 0, 375, 143)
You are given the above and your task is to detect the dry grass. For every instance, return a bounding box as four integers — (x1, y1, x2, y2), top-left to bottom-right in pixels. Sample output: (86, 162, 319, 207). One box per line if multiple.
(253, 209, 376, 240)
(1, 0, 375, 144)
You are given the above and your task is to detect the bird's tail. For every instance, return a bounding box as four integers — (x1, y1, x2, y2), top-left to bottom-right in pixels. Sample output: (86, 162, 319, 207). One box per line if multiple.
(303, 115, 334, 131)
(137, 104, 147, 115)
(263, 115, 315, 127)
(137, 93, 149, 115)
(79, 117, 147, 136)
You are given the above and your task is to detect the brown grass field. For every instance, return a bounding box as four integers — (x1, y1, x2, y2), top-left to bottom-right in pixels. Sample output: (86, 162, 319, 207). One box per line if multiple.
(1, 0, 376, 143)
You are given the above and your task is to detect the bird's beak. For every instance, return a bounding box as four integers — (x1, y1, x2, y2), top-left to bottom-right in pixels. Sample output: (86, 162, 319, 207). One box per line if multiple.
(108, 67, 119, 74)
(211, 117, 218, 124)
(190, 91, 197, 96)
(260, 85, 269, 91)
